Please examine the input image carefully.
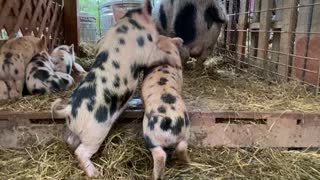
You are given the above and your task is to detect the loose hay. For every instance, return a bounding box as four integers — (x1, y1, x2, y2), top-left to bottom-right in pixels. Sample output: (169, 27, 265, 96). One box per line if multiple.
(0, 123, 319, 179)
(183, 65, 320, 112)
(1, 65, 319, 112)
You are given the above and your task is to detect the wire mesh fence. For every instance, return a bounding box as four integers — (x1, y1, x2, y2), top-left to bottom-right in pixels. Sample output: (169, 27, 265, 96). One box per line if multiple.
(218, 0, 320, 94)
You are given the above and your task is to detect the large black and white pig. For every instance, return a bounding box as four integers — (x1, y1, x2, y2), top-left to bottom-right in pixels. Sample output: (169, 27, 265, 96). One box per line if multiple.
(153, 0, 227, 61)
(51, 0, 182, 177)
(25, 51, 74, 95)
(142, 35, 190, 180)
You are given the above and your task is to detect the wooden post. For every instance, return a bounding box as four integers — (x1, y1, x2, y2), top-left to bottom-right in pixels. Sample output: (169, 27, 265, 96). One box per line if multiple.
(256, 0, 273, 74)
(226, 0, 234, 51)
(236, 0, 248, 68)
(277, 0, 298, 81)
(63, 0, 80, 54)
(270, 32, 281, 80)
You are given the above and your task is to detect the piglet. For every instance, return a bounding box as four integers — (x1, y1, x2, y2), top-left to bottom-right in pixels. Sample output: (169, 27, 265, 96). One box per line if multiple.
(25, 51, 74, 95)
(0, 36, 47, 98)
(51, 44, 87, 83)
(142, 35, 190, 180)
(51, 0, 181, 177)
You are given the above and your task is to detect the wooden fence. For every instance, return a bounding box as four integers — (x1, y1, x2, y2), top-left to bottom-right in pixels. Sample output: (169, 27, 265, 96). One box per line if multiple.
(0, 0, 80, 52)
(220, 0, 320, 94)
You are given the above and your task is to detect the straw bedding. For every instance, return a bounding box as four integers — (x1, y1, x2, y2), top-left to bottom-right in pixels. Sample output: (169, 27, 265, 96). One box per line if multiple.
(0, 123, 319, 179)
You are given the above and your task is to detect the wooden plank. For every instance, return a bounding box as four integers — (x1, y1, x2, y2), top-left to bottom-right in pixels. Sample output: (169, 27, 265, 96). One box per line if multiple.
(236, 0, 249, 68)
(277, 0, 298, 81)
(63, 0, 80, 54)
(0, 0, 13, 29)
(256, 0, 273, 72)
(1, 110, 320, 149)
(252, 0, 261, 23)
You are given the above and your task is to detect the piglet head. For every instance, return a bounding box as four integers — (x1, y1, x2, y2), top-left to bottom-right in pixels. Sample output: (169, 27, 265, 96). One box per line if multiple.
(112, 0, 159, 44)
(150, 35, 184, 69)
(51, 44, 75, 74)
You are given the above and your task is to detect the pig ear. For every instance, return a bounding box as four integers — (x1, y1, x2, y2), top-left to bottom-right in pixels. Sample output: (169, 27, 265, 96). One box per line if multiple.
(69, 44, 74, 50)
(112, 5, 126, 22)
(171, 37, 184, 48)
(142, 0, 152, 16)
(39, 36, 47, 49)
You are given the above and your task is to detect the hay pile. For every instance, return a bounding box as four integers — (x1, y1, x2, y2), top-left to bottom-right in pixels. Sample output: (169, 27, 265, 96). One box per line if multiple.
(183, 63, 320, 112)
(76, 42, 96, 71)
(0, 123, 319, 179)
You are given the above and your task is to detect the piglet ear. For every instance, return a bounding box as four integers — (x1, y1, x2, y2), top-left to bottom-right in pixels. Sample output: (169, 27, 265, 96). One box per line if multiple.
(69, 44, 74, 50)
(38, 36, 48, 50)
(142, 0, 152, 16)
(171, 37, 184, 48)
(112, 5, 126, 22)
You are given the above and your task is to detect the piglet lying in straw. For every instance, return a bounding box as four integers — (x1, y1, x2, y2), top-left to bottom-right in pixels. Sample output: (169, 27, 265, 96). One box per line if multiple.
(51, 44, 87, 83)
(25, 51, 74, 95)
(51, 0, 181, 177)
(0, 36, 47, 99)
(142, 35, 190, 180)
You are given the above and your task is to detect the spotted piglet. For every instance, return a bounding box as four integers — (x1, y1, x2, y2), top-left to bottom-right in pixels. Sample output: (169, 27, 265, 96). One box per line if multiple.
(142, 35, 190, 180)
(51, 44, 87, 83)
(25, 51, 74, 95)
(0, 36, 47, 98)
(51, 0, 181, 177)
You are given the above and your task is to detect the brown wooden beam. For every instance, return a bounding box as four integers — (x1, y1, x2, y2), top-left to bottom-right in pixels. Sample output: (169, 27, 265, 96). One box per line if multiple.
(63, 0, 80, 54)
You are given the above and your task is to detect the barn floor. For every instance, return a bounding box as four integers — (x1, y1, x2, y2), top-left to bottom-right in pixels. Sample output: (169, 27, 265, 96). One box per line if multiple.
(0, 122, 320, 180)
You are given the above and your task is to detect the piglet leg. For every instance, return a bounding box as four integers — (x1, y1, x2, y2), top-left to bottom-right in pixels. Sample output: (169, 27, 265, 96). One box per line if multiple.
(75, 143, 100, 177)
(7, 80, 20, 99)
(151, 147, 166, 180)
(176, 141, 190, 163)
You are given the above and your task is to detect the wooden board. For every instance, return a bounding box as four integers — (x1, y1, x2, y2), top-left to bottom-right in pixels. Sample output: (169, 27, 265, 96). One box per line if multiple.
(63, 0, 80, 53)
(1, 110, 319, 149)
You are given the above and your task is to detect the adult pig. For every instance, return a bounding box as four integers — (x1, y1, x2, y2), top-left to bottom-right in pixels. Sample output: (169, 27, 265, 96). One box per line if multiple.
(153, 0, 227, 61)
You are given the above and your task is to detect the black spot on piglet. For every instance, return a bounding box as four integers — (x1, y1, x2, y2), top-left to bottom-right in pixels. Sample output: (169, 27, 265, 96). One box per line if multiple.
(92, 51, 109, 69)
(172, 116, 184, 135)
(33, 70, 50, 81)
(160, 117, 172, 131)
(157, 106, 166, 113)
(95, 106, 109, 123)
(137, 36, 145, 47)
(158, 77, 168, 86)
(116, 25, 129, 34)
(161, 93, 176, 104)
(144, 135, 156, 149)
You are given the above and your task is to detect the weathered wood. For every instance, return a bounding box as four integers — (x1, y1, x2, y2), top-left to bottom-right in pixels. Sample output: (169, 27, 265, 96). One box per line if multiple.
(256, 0, 273, 71)
(277, 0, 298, 81)
(270, 32, 281, 80)
(0, 0, 64, 49)
(63, 0, 80, 54)
(226, 0, 234, 51)
(236, 0, 248, 67)
(1, 111, 320, 149)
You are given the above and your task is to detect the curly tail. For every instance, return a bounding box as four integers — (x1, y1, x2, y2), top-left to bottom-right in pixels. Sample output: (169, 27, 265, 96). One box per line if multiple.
(51, 98, 71, 118)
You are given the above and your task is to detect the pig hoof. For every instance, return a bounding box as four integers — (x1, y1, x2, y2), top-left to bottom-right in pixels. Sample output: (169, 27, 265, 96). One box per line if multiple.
(85, 165, 98, 178)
